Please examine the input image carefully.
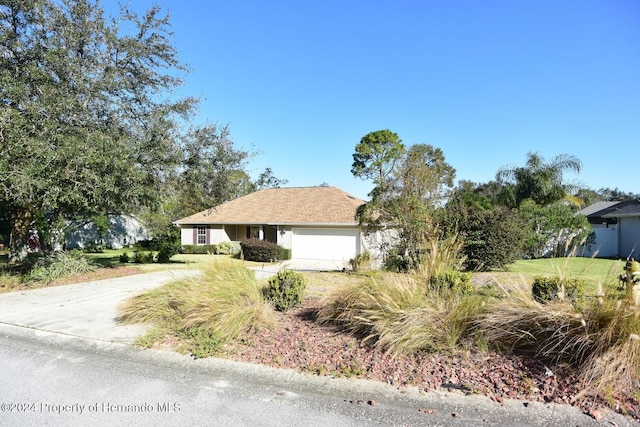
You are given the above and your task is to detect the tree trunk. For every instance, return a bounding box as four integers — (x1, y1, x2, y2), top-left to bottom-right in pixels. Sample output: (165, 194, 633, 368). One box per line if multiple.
(9, 208, 33, 263)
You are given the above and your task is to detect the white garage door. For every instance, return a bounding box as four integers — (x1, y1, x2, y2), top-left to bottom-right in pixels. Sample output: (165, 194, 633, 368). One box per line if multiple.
(292, 228, 359, 261)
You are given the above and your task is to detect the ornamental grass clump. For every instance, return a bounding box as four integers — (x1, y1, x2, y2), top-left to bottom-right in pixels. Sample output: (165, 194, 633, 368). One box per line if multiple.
(29, 251, 96, 285)
(318, 273, 484, 356)
(119, 261, 274, 356)
(476, 277, 640, 402)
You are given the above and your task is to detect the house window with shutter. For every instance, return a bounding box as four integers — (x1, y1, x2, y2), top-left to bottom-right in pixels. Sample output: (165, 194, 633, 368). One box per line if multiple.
(197, 226, 206, 245)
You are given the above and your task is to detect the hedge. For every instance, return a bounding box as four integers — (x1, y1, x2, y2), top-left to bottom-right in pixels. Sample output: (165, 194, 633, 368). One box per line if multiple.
(240, 239, 290, 262)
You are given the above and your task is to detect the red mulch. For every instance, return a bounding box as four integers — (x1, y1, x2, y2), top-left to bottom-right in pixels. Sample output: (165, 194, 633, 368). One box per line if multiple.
(223, 297, 640, 421)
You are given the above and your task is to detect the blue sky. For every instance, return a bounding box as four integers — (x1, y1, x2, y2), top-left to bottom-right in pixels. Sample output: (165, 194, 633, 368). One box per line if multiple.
(120, 0, 639, 200)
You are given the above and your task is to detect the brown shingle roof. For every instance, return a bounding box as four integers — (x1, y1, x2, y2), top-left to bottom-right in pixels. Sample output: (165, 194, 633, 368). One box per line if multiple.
(174, 186, 366, 225)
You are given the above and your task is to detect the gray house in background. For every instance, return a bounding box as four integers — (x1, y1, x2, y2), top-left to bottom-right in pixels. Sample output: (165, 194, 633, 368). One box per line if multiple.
(578, 200, 640, 259)
(65, 215, 150, 250)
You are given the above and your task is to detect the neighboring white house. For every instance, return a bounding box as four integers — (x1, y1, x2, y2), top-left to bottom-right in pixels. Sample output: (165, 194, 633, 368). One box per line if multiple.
(577, 200, 640, 259)
(174, 186, 385, 270)
(65, 214, 150, 250)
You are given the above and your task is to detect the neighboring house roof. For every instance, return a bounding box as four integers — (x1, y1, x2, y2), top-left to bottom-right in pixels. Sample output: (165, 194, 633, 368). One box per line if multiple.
(174, 186, 366, 225)
(576, 201, 619, 217)
(602, 200, 640, 218)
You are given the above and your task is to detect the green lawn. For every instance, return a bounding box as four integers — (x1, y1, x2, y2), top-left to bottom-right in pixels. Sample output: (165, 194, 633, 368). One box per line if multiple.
(508, 257, 623, 285)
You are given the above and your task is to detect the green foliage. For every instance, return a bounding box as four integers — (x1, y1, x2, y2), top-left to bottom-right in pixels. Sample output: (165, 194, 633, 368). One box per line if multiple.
(119, 252, 130, 263)
(428, 270, 473, 296)
(215, 241, 241, 256)
(383, 249, 415, 273)
(156, 245, 175, 263)
(178, 328, 223, 359)
(518, 200, 592, 258)
(356, 139, 457, 269)
(264, 270, 307, 312)
(29, 251, 96, 285)
(351, 129, 405, 185)
(496, 152, 582, 208)
(174, 125, 256, 216)
(240, 239, 289, 262)
(0, 0, 196, 262)
(181, 245, 218, 254)
(444, 199, 528, 271)
(82, 242, 105, 254)
(180, 242, 242, 256)
(349, 251, 372, 272)
(531, 276, 586, 307)
(91, 214, 110, 245)
(149, 223, 181, 264)
(133, 251, 154, 264)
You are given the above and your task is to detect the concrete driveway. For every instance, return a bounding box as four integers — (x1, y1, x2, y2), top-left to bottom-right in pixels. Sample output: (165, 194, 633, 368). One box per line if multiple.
(249, 259, 349, 280)
(0, 270, 199, 343)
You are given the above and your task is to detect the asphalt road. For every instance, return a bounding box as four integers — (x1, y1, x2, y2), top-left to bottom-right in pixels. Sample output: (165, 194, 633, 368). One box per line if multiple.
(0, 271, 636, 426)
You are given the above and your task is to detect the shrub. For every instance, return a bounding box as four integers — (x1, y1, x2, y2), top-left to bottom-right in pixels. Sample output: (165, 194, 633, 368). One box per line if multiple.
(240, 239, 289, 262)
(119, 252, 130, 263)
(181, 244, 217, 254)
(457, 205, 528, 271)
(531, 276, 586, 307)
(349, 251, 372, 272)
(153, 238, 180, 263)
(428, 270, 473, 296)
(178, 327, 223, 359)
(29, 251, 96, 285)
(82, 242, 104, 253)
(383, 249, 415, 273)
(154, 236, 180, 263)
(263, 270, 307, 312)
(133, 251, 154, 264)
(216, 241, 241, 256)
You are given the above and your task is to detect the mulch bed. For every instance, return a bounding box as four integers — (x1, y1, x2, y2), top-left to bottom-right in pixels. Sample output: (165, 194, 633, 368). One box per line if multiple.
(223, 298, 640, 422)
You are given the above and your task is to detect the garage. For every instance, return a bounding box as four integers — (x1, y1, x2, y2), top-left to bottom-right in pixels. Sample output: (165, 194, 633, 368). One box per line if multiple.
(291, 228, 360, 262)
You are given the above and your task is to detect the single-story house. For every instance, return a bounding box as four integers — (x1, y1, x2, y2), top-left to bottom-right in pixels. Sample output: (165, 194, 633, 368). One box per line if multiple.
(577, 200, 640, 259)
(174, 186, 380, 269)
(65, 214, 150, 250)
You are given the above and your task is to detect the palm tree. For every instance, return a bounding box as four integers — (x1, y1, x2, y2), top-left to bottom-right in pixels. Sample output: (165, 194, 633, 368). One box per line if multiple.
(496, 152, 582, 207)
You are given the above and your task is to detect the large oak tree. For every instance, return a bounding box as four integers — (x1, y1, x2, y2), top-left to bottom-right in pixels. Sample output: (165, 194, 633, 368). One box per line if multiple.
(0, 0, 195, 261)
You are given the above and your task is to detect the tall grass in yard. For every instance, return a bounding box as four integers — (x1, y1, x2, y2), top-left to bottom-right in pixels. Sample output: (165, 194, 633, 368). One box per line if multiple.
(415, 233, 466, 278)
(317, 231, 479, 356)
(318, 274, 485, 356)
(119, 261, 274, 354)
(476, 281, 640, 401)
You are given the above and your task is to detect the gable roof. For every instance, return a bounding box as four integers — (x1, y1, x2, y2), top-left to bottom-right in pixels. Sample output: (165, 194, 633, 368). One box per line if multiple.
(174, 186, 366, 225)
(576, 201, 619, 217)
(601, 199, 640, 218)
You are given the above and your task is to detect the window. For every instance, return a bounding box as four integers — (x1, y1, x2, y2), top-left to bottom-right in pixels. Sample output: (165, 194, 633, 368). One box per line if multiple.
(197, 226, 206, 245)
(249, 226, 261, 239)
